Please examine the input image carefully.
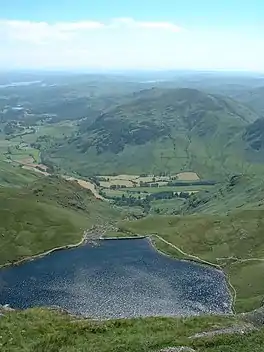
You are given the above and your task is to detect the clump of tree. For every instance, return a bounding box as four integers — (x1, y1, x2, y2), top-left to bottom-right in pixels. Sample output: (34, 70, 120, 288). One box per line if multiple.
(112, 194, 151, 213)
(32, 135, 55, 150)
(109, 184, 127, 190)
(147, 191, 191, 201)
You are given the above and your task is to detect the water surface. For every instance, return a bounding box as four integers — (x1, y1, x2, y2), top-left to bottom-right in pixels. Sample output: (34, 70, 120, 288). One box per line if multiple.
(0, 238, 232, 319)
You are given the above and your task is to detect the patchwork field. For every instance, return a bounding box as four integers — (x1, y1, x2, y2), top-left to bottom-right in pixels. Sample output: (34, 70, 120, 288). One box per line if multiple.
(104, 187, 203, 199)
(0, 120, 77, 169)
(176, 172, 200, 180)
(10, 120, 77, 143)
(97, 172, 200, 189)
(99, 179, 135, 188)
(95, 173, 214, 213)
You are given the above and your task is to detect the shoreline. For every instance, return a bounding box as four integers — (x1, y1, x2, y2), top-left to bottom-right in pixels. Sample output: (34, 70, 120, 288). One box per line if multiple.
(100, 236, 146, 240)
(0, 231, 237, 314)
(0, 231, 87, 270)
(0, 233, 235, 320)
(147, 234, 237, 314)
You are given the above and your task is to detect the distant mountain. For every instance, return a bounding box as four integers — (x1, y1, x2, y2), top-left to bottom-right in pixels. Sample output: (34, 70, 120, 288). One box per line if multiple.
(240, 117, 264, 165)
(236, 86, 264, 116)
(244, 118, 264, 151)
(44, 88, 260, 178)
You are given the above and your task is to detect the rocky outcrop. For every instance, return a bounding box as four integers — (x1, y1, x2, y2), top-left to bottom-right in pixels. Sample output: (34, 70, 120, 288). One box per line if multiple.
(0, 304, 14, 312)
(0, 304, 15, 317)
(241, 305, 264, 326)
(188, 323, 257, 339)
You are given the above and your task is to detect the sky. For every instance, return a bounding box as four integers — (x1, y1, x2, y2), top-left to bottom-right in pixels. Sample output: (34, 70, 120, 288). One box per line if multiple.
(0, 0, 264, 71)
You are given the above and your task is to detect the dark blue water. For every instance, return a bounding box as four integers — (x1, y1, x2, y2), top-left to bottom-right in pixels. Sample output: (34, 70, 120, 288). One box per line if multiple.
(0, 238, 232, 319)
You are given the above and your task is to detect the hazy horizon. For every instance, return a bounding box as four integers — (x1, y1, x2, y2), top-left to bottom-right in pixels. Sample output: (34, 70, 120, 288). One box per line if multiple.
(1, 69, 264, 77)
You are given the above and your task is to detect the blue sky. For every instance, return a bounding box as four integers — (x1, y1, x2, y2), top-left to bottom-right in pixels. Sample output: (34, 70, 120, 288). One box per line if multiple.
(0, 0, 263, 71)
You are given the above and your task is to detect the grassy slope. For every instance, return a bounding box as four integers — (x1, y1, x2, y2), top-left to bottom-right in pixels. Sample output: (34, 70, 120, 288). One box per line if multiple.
(1, 308, 257, 352)
(0, 173, 119, 265)
(183, 174, 264, 214)
(0, 162, 40, 187)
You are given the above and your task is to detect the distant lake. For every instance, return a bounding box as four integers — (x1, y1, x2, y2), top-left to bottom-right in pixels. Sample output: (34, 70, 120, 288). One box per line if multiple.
(0, 81, 41, 88)
(0, 238, 232, 319)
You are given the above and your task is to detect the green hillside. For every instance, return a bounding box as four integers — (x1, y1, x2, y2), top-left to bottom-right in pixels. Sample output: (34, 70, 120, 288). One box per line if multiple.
(243, 118, 264, 164)
(0, 167, 119, 266)
(183, 174, 264, 214)
(44, 88, 260, 178)
(0, 162, 40, 187)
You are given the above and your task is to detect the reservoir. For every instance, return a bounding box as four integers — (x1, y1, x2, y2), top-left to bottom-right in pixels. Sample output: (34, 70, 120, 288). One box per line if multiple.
(0, 238, 232, 319)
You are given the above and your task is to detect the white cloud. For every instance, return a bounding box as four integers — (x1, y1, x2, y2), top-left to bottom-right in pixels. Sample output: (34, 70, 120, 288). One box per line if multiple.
(0, 18, 182, 44)
(0, 20, 66, 44)
(110, 17, 182, 32)
(54, 21, 106, 31)
(0, 19, 107, 44)
(138, 21, 182, 32)
(0, 18, 263, 71)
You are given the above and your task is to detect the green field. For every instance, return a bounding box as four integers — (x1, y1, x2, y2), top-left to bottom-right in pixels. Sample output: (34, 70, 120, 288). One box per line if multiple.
(103, 185, 214, 198)
(103, 185, 214, 215)
(0, 120, 77, 170)
(150, 198, 186, 214)
(6, 147, 40, 162)
(17, 121, 77, 143)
